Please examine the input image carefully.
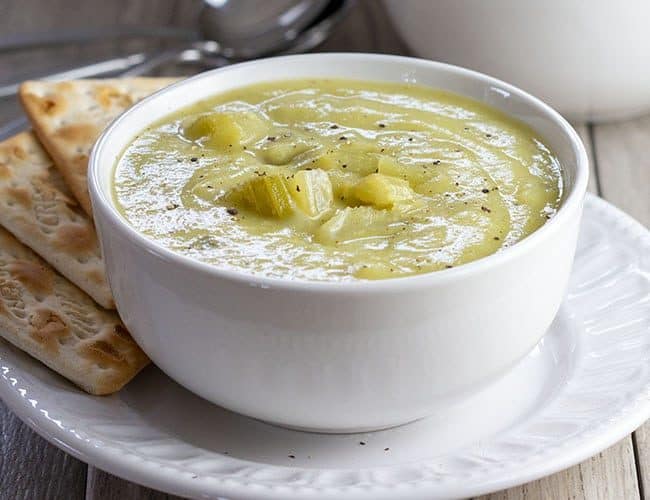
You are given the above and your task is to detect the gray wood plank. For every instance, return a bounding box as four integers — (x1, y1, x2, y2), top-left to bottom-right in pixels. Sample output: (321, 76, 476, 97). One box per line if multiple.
(0, 1, 192, 500)
(83, 1, 202, 498)
(477, 124, 641, 500)
(592, 116, 650, 227)
(0, 398, 86, 500)
(591, 115, 650, 499)
(85, 468, 184, 500)
(634, 427, 649, 500)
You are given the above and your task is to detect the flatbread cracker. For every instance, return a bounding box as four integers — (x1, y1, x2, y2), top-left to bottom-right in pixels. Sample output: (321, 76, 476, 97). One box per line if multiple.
(20, 77, 180, 214)
(0, 132, 114, 309)
(0, 226, 148, 394)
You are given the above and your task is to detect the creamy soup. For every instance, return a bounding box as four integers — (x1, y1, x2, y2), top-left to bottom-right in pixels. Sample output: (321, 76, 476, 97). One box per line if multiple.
(114, 79, 562, 281)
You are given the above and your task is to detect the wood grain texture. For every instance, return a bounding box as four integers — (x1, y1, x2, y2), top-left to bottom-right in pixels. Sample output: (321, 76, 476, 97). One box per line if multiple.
(634, 425, 649, 499)
(476, 124, 642, 500)
(0, 1, 193, 500)
(592, 116, 650, 227)
(591, 115, 650, 500)
(85, 468, 184, 500)
(0, 392, 87, 500)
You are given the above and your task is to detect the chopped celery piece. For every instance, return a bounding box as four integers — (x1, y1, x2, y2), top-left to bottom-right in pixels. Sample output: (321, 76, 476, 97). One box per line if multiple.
(376, 155, 402, 177)
(354, 173, 415, 209)
(261, 141, 312, 165)
(289, 169, 333, 217)
(316, 206, 392, 244)
(313, 151, 378, 175)
(184, 112, 269, 150)
(327, 170, 362, 203)
(230, 174, 293, 217)
(184, 113, 242, 150)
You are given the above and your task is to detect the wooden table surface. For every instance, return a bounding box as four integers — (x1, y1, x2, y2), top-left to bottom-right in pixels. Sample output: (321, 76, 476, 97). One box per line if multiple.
(0, 1, 648, 499)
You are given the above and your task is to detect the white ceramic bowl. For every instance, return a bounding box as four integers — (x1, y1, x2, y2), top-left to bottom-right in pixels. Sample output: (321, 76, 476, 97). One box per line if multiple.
(383, 0, 650, 122)
(89, 54, 589, 432)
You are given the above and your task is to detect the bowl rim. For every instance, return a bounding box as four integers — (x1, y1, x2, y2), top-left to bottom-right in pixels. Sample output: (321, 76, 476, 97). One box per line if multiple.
(88, 52, 589, 293)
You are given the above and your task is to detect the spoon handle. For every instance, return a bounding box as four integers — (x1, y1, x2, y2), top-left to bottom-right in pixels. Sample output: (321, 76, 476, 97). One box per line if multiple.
(0, 53, 153, 98)
(0, 26, 197, 54)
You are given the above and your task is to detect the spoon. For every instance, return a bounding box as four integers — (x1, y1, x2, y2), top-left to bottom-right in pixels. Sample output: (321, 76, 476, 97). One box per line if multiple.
(0, 0, 352, 97)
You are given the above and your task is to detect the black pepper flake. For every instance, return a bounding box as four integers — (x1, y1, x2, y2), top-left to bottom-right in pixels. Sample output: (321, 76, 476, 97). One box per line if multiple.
(384, 447, 390, 452)
(378, 123, 386, 128)
(267, 136, 276, 141)
(494, 236, 500, 240)
(545, 214, 551, 219)
(190, 157, 198, 162)
(408, 137, 414, 142)
(433, 160, 441, 165)
(375, 168, 379, 173)
(380, 148, 385, 153)
(166, 203, 179, 210)
(339, 136, 347, 141)
(288, 454, 295, 459)
(485, 133, 492, 138)
(305, 167, 313, 170)
(226, 208, 238, 216)
(481, 188, 490, 194)
(445, 265, 454, 269)
(359, 441, 366, 446)
(342, 164, 348, 168)
(329, 124, 339, 129)
(454, 182, 459, 186)
(481, 206, 492, 213)
(464, 127, 470, 131)
(296, 186, 301, 192)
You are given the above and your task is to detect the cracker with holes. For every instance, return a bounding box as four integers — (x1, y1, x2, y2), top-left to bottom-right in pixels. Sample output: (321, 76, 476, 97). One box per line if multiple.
(0, 226, 148, 394)
(0, 132, 113, 309)
(19, 77, 180, 215)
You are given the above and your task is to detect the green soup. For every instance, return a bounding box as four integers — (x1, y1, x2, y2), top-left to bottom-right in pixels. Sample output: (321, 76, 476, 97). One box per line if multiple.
(113, 79, 562, 281)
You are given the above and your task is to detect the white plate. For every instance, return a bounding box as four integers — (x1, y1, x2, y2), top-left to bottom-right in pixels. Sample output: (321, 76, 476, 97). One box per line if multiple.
(1, 194, 649, 500)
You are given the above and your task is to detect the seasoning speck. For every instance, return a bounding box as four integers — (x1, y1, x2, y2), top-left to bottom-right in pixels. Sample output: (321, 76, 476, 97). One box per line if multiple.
(384, 447, 390, 452)
(267, 136, 276, 141)
(190, 157, 198, 162)
(288, 454, 295, 459)
(329, 124, 339, 129)
(166, 203, 179, 210)
(481, 188, 490, 194)
(339, 136, 347, 141)
(359, 441, 366, 446)
(296, 186, 301, 192)
(481, 206, 492, 213)
(226, 208, 238, 216)
(378, 123, 386, 128)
